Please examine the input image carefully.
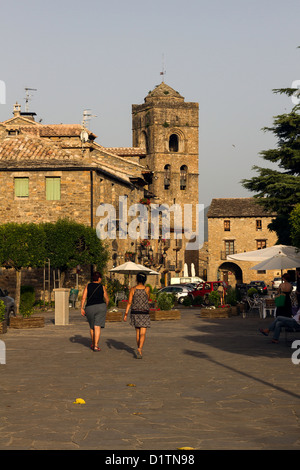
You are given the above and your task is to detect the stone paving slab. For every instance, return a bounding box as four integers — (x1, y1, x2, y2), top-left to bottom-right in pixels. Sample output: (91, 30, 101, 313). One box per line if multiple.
(0, 308, 299, 451)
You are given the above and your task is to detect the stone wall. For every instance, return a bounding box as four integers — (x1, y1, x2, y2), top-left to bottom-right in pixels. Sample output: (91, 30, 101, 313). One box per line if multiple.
(207, 216, 278, 285)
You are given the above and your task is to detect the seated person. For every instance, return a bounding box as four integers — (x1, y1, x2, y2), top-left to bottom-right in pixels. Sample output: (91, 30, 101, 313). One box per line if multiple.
(259, 308, 300, 344)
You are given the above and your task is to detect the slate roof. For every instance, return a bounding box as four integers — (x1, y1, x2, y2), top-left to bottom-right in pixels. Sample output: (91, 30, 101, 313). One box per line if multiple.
(207, 198, 277, 218)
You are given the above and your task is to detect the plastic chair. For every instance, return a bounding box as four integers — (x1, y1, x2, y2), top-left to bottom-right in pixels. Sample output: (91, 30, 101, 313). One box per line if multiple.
(262, 299, 276, 319)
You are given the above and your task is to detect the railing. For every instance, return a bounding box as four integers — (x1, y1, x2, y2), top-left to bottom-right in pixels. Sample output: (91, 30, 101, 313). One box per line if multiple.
(220, 250, 237, 260)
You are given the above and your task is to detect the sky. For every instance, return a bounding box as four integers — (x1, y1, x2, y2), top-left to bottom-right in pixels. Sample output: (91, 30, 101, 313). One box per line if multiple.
(0, 0, 299, 208)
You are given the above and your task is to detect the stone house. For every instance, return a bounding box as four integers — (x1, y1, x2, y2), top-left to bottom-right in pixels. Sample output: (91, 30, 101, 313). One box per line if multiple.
(0, 82, 200, 296)
(206, 198, 278, 286)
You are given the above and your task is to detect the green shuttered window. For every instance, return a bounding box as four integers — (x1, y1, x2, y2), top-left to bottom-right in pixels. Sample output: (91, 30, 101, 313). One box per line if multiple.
(46, 177, 61, 200)
(14, 177, 29, 197)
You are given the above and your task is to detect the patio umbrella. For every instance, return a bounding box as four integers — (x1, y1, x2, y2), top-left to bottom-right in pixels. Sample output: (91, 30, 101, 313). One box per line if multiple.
(251, 253, 300, 272)
(109, 261, 159, 286)
(109, 261, 159, 275)
(227, 244, 300, 262)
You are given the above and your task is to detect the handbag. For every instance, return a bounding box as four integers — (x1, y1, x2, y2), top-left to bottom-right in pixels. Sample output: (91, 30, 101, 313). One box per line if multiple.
(275, 294, 286, 307)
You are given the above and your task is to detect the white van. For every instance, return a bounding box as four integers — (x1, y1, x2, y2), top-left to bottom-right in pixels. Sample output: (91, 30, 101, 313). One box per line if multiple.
(170, 276, 204, 285)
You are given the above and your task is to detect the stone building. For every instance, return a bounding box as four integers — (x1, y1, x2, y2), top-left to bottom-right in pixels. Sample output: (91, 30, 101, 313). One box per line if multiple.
(132, 82, 199, 284)
(206, 198, 278, 286)
(0, 81, 200, 295)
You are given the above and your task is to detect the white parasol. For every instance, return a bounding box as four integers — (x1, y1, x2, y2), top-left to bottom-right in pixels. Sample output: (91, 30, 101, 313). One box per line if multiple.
(251, 253, 300, 272)
(227, 244, 300, 262)
(109, 261, 159, 286)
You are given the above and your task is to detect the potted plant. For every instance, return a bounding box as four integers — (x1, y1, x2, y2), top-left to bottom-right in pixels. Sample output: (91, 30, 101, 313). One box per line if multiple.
(0, 299, 7, 334)
(200, 290, 232, 318)
(247, 287, 258, 298)
(10, 286, 45, 329)
(150, 292, 180, 321)
(208, 290, 221, 307)
(225, 288, 239, 315)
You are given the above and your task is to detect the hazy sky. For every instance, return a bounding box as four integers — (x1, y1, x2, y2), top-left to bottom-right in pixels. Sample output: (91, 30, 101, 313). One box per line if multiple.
(0, 0, 299, 207)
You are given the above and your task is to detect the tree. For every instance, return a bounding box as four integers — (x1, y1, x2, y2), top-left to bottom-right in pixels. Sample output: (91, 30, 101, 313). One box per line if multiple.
(0, 223, 46, 313)
(43, 219, 109, 286)
(290, 203, 300, 249)
(242, 75, 300, 244)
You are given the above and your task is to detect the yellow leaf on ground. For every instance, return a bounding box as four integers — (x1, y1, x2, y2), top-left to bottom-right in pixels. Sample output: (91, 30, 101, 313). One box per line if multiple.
(73, 398, 86, 404)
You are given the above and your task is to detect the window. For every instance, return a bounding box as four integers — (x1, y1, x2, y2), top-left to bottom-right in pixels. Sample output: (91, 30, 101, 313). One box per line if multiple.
(256, 239, 267, 250)
(225, 240, 235, 255)
(164, 165, 171, 190)
(180, 165, 187, 190)
(14, 177, 29, 198)
(224, 220, 230, 231)
(256, 220, 262, 231)
(169, 134, 179, 152)
(46, 177, 61, 200)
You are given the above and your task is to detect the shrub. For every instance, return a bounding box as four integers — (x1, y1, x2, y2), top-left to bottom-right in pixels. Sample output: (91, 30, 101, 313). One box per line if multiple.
(192, 296, 203, 305)
(208, 290, 221, 307)
(225, 287, 238, 306)
(182, 295, 193, 307)
(19, 286, 35, 317)
(157, 292, 174, 311)
(247, 287, 258, 298)
(0, 300, 5, 322)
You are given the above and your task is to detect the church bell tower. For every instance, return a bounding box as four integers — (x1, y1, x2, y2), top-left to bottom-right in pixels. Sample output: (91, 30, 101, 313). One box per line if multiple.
(132, 82, 200, 279)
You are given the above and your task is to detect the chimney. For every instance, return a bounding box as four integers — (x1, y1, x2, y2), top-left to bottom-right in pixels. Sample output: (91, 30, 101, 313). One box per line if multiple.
(13, 102, 21, 117)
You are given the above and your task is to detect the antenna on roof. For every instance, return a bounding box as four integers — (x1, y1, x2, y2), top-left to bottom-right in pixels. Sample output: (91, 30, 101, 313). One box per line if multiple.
(160, 54, 166, 82)
(24, 87, 37, 112)
(82, 109, 97, 129)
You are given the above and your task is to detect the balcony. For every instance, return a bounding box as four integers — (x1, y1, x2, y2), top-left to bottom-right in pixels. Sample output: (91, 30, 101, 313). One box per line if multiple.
(220, 250, 237, 260)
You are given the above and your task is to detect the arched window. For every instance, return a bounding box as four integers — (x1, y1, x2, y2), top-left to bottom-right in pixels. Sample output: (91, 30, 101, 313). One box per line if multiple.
(180, 165, 188, 190)
(169, 134, 178, 152)
(164, 164, 171, 190)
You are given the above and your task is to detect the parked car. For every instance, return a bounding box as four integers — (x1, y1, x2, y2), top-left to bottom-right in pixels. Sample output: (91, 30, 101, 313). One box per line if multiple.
(182, 283, 199, 290)
(247, 281, 268, 295)
(271, 277, 282, 290)
(157, 285, 192, 304)
(0, 288, 16, 324)
(190, 281, 228, 304)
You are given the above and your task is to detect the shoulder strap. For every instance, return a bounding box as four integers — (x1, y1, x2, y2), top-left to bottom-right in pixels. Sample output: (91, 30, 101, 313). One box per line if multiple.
(87, 284, 102, 303)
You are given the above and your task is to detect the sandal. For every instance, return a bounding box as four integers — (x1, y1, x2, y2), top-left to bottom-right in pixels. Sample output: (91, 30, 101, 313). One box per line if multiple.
(93, 346, 101, 351)
(136, 349, 142, 359)
(259, 328, 269, 336)
(271, 339, 279, 344)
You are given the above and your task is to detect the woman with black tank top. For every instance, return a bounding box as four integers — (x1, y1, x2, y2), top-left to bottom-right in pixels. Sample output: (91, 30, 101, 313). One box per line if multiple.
(81, 271, 109, 351)
(123, 272, 150, 359)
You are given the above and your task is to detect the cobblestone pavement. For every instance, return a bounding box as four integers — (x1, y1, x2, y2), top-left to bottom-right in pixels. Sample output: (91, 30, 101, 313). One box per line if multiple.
(0, 308, 299, 451)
